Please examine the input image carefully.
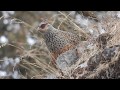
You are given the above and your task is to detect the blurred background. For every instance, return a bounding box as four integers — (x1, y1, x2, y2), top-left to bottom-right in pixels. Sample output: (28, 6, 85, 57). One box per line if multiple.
(0, 11, 120, 79)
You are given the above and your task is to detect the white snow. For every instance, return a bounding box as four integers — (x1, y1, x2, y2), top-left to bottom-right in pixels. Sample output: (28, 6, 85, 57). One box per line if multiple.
(0, 36, 8, 44)
(27, 37, 36, 46)
(2, 11, 9, 18)
(98, 23, 105, 34)
(116, 11, 120, 18)
(79, 62, 88, 68)
(15, 58, 20, 64)
(0, 71, 7, 77)
(0, 57, 21, 78)
(75, 14, 89, 28)
(3, 19, 9, 24)
(8, 11, 15, 15)
(2, 11, 15, 18)
(12, 71, 20, 79)
(7, 24, 20, 32)
(89, 29, 94, 34)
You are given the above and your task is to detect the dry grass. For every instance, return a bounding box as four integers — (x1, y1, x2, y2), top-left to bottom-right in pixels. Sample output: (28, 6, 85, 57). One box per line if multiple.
(77, 14, 120, 79)
(19, 11, 119, 79)
(1, 11, 120, 79)
(15, 11, 90, 79)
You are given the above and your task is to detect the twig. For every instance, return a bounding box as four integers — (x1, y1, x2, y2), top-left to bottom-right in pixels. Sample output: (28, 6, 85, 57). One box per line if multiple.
(58, 12, 73, 29)
(58, 11, 90, 38)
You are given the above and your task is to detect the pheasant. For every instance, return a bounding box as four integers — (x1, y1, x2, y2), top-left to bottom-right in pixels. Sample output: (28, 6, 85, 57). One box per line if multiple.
(37, 20, 81, 67)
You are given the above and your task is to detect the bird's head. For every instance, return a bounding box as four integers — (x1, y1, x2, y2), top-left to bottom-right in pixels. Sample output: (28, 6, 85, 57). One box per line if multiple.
(37, 19, 53, 33)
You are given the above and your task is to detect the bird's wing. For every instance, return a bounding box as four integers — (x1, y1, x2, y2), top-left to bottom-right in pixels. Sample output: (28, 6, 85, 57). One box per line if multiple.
(58, 30, 80, 45)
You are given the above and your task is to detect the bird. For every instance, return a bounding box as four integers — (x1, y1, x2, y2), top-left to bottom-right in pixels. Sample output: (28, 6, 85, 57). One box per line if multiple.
(37, 20, 81, 67)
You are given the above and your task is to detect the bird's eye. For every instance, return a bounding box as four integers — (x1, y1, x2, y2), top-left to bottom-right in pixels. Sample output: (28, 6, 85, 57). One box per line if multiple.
(40, 24, 47, 29)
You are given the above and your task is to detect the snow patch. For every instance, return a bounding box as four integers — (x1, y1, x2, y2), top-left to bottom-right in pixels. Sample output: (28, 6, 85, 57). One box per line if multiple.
(27, 37, 36, 46)
(79, 62, 88, 68)
(0, 71, 7, 77)
(0, 36, 8, 44)
(75, 14, 89, 28)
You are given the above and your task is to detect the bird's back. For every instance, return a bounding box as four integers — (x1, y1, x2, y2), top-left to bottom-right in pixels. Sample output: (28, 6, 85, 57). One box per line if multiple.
(43, 27, 80, 59)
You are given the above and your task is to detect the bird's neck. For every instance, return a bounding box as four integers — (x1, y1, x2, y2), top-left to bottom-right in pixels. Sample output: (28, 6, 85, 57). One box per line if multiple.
(44, 25, 57, 34)
(48, 25, 56, 31)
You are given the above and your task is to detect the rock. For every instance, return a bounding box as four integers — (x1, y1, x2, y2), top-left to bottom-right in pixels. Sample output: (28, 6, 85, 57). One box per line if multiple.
(56, 48, 79, 71)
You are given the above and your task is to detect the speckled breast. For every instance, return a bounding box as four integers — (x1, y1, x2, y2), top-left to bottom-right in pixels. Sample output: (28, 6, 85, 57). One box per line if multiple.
(44, 30, 70, 53)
